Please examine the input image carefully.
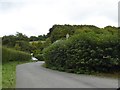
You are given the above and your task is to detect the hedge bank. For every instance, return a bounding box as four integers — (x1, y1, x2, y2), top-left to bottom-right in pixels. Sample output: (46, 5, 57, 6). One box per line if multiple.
(43, 32, 120, 74)
(2, 47, 31, 63)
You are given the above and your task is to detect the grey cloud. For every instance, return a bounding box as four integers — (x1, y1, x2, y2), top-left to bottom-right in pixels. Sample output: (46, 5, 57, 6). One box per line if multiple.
(65, 0, 118, 24)
(0, 0, 24, 12)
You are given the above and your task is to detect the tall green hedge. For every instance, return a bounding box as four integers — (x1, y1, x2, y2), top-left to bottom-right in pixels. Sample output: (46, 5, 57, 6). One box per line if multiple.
(2, 47, 31, 63)
(43, 32, 120, 74)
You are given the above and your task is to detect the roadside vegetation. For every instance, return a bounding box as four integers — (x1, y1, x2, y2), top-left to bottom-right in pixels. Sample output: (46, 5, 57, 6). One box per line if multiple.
(2, 32, 48, 61)
(43, 25, 120, 77)
(2, 24, 120, 88)
(2, 47, 31, 63)
(2, 61, 32, 88)
(2, 46, 32, 88)
(2, 32, 47, 88)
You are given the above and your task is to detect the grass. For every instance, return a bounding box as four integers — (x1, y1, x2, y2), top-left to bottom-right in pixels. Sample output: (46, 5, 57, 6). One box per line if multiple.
(89, 72, 119, 79)
(2, 60, 33, 88)
(42, 63, 119, 79)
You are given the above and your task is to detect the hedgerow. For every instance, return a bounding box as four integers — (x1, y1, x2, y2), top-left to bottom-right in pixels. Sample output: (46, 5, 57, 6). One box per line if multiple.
(2, 47, 31, 63)
(43, 32, 120, 74)
(34, 54, 44, 61)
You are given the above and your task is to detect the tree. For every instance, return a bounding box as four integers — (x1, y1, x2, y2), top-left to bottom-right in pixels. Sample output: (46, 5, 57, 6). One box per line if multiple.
(29, 36, 38, 41)
(42, 38, 51, 49)
(38, 34, 47, 41)
(104, 26, 118, 35)
(49, 24, 74, 43)
(16, 41, 31, 53)
(2, 35, 17, 47)
(16, 32, 29, 41)
(14, 43, 21, 50)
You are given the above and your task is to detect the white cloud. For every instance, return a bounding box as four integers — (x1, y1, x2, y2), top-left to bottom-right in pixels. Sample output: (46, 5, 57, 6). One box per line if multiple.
(0, 0, 119, 37)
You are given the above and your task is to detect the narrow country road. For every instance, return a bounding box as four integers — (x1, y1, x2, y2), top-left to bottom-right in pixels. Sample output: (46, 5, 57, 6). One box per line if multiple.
(16, 61, 118, 88)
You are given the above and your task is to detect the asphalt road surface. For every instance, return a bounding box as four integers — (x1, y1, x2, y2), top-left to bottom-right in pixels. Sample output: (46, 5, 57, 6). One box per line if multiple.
(16, 61, 118, 88)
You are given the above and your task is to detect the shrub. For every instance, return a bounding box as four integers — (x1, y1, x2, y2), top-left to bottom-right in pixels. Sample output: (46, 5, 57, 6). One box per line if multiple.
(2, 47, 31, 63)
(15, 41, 31, 53)
(34, 54, 44, 61)
(43, 32, 120, 74)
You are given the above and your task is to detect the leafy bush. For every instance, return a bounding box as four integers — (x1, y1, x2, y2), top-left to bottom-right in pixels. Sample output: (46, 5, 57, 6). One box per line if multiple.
(2, 47, 31, 63)
(49, 25, 75, 43)
(15, 41, 32, 53)
(47, 25, 118, 44)
(34, 54, 44, 61)
(43, 31, 120, 74)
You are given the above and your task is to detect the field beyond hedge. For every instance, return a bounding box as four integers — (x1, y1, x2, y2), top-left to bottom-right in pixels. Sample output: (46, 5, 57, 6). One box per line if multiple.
(43, 31, 120, 74)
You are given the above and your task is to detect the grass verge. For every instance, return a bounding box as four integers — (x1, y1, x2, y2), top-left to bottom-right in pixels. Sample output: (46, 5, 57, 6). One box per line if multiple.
(2, 60, 33, 88)
(89, 72, 119, 79)
(42, 63, 119, 79)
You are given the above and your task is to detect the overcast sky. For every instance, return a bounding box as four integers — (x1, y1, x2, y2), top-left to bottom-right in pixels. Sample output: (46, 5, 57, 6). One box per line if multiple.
(0, 0, 119, 37)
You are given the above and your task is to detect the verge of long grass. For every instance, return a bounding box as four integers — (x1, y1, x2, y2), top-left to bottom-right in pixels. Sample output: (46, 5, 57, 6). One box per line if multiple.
(2, 60, 32, 88)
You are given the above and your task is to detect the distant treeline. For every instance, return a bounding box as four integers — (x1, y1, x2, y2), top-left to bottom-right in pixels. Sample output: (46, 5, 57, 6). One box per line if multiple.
(2, 24, 119, 60)
(2, 32, 47, 46)
(47, 24, 118, 43)
(2, 25, 118, 47)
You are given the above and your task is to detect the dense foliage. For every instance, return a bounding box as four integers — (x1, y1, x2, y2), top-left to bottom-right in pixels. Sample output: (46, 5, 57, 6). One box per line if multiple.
(47, 25, 75, 43)
(2, 47, 31, 63)
(29, 38, 51, 60)
(47, 25, 118, 43)
(2, 32, 47, 53)
(2, 24, 119, 73)
(43, 28, 120, 74)
(34, 54, 44, 61)
(29, 35, 47, 41)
